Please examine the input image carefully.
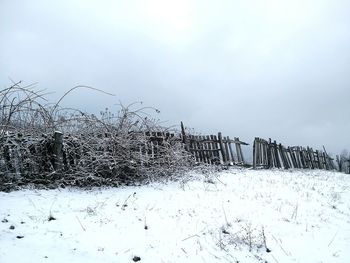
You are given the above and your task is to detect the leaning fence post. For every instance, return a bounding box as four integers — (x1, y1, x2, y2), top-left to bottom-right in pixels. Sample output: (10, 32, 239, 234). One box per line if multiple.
(235, 137, 245, 165)
(180, 121, 189, 151)
(218, 132, 226, 164)
(53, 131, 63, 172)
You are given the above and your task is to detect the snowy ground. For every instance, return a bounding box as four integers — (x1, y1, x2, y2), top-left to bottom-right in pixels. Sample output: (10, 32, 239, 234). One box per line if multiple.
(1, 169, 350, 263)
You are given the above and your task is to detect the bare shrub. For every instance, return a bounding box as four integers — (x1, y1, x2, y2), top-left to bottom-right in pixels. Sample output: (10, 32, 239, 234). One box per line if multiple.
(216, 221, 270, 256)
(0, 82, 194, 191)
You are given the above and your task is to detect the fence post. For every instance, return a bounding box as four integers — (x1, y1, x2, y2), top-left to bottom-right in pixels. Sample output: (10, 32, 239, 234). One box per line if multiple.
(234, 137, 245, 165)
(188, 135, 195, 162)
(279, 144, 289, 169)
(267, 138, 272, 168)
(180, 121, 189, 151)
(206, 135, 214, 164)
(302, 148, 309, 168)
(198, 135, 207, 163)
(307, 147, 315, 169)
(253, 138, 257, 169)
(223, 136, 231, 164)
(273, 141, 281, 168)
(218, 132, 226, 164)
(211, 135, 220, 164)
(53, 131, 63, 172)
(322, 146, 330, 170)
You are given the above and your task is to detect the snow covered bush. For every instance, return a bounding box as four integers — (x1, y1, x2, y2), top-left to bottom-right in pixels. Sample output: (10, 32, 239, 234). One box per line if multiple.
(0, 82, 194, 191)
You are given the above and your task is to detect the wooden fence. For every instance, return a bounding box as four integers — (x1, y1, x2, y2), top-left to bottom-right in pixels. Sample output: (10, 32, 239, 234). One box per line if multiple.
(1, 130, 347, 179)
(0, 131, 62, 177)
(184, 133, 248, 165)
(0, 131, 178, 176)
(180, 122, 248, 165)
(61, 131, 187, 173)
(0, 128, 248, 178)
(253, 137, 336, 170)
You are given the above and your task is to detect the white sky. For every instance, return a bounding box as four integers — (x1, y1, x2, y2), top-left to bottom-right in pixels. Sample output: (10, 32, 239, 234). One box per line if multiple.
(1, 0, 349, 155)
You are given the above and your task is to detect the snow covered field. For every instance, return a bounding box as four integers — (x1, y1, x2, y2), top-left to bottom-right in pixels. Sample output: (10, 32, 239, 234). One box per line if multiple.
(1, 169, 349, 263)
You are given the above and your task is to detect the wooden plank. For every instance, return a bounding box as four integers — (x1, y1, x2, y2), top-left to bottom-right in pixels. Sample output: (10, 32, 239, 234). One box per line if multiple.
(273, 141, 281, 168)
(202, 135, 209, 163)
(287, 146, 295, 168)
(199, 135, 208, 164)
(267, 138, 272, 168)
(297, 147, 305, 168)
(271, 141, 277, 168)
(218, 132, 226, 164)
(285, 148, 292, 168)
(196, 136, 204, 162)
(253, 138, 257, 169)
(260, 139, 265, 166)
(257, 139, 262, 165)
(223, 136, 230, 164)
(205, 135, 212, 164)
(322, 146, 329, 170)
(318, 151, 324, 169)
(206, 135, 214, 164)
(196, 135, 203, 163)
(263, 141, 268, 166)
(301, 148, 310, 168)
(192, 135, 199, 162)
(259, 139, 264, 166)
(294, 147, 300, 168)
(194, 136, 201, 162)
(307, 147, 315, 169)
(227, 136, 235, 164)
(316, 150, 321, 169)
(211, 135, 220, 164)
(235, 137, 245, 164)
(323, 152, 327, 169)
(279, 144, 288, 169)
(188, 148, 220, 152)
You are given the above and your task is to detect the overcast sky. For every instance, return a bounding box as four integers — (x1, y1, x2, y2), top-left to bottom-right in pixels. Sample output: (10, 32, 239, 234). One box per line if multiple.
(1, 0, 349, 155)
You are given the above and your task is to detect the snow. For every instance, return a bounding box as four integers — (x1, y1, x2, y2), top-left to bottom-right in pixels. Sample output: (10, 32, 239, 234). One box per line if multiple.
(1, 169, 350, 263)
